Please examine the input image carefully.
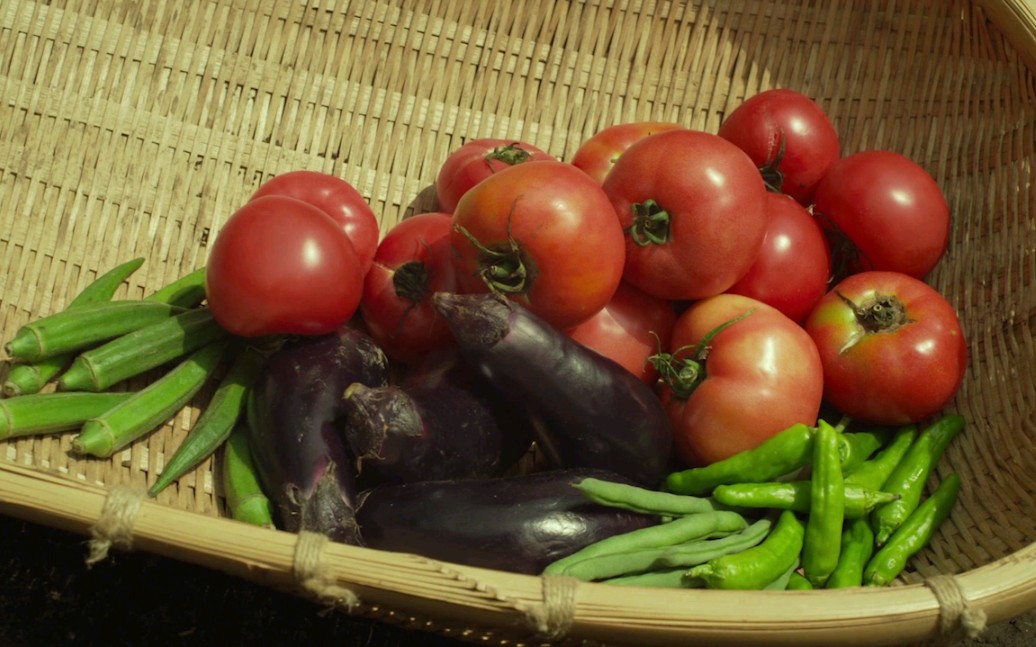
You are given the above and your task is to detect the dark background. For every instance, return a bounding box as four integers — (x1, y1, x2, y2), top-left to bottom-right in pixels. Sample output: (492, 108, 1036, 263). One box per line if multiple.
(2, 513, 1032, 646)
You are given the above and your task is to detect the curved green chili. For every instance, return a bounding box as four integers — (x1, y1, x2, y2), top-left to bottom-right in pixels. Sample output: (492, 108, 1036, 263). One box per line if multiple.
(687, 509, 805, 590)
(786, 572, 814, 590)
(825, 517, 876, 589)
(838, 426, 893, 474)
(711, 481, 898, 519)
(844, 424, 918, 491)
(802, 418, 845, 587)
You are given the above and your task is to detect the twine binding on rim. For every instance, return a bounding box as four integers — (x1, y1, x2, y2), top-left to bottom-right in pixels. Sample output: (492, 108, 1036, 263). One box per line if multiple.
(293, 531, 361, 612)
(85, 485, 144, 567)
(524, 575, 579, 642)
(925, 574, 988, 641)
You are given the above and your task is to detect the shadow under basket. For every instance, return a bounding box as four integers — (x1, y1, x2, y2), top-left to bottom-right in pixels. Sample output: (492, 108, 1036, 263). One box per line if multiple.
(2, 1, 1036, 645)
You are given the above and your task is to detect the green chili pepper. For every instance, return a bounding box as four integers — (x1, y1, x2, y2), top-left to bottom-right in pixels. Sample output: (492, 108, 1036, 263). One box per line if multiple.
(786, 572, 814, 590)
(864, 473, 961, 586)
(687, 509, 804, 590)
(844, 424, 918, 491)
(802, 418, 845, 587)
(870, 415, 963, 546)
(711, 481, 898, 518)
(825, 517, 876, 588)
(665, 422, 815, 496)
(838, 426, 892, 474)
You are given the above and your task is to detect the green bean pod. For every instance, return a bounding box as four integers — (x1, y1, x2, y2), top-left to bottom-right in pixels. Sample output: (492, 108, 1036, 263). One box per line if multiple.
(602, 568, 704, 588)
(665, 422, 815, 496)
(864, 473, 961, 586)
(144, 267, 207, 309)
(802, 418, 845, 587)
(5, 301, 185, 363)
(844, 424, 918, 491)
(574, 477, 721, 516)
(825, 517, 876, 589)
(220, 423, 275, 528)
(3, 258, 145, 396)
(70, 340, 229, 458)
(0, 391, 135, 440)
(542, 510, 748, 575)
(57, 307, 228, 392)
(870, 415, 964, 546)
(711, 481, 899, 518)
(148, 346, 265, 496)
(786, 572, 814, 590)
(687, 509, 805, 590)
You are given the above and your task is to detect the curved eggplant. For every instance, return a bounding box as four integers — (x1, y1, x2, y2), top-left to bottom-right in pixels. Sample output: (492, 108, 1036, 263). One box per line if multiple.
(341, 348, 533, 483)
(355, 468, 658, 574)
(432, 292, 673, 487)
(245, 326, 389, 544)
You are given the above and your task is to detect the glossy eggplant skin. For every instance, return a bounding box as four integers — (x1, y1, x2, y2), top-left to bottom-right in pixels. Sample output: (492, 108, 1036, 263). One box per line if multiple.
(432, 292, 673, 487)
(355, 468, 657, 574)
(245, 326, 389, 544)
(341, 349, 533, 483)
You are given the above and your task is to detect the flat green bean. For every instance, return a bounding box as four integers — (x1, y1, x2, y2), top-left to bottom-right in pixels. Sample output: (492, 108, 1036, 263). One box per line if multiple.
(574, 477, 720, 516)
(602, 569, 704, 588)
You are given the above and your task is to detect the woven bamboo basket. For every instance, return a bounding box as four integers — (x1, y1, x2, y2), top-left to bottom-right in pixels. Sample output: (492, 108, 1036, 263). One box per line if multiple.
(2, 0, 1035, 644)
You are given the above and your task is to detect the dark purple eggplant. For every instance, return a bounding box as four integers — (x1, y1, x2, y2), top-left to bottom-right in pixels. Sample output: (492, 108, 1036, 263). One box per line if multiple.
(245, 326, 389, 544)
(341, 348, 533, 483)
(432, 292, 673, 487)
(355, 468, 657, 574)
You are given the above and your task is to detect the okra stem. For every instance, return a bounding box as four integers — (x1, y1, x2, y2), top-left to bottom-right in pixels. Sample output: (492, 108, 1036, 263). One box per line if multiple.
(0, 391, 135, 440)
(221, 423, 275, 528)
(148, 346, 265, 496)
(70, 340, 229, 458)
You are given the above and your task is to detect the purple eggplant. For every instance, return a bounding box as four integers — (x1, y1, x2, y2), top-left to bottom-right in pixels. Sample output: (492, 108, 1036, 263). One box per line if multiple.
(245, 326, 389, 544)
(432, 292, 673, 487)
(355, 468, 657, 574)
(341, 348, 533, 483)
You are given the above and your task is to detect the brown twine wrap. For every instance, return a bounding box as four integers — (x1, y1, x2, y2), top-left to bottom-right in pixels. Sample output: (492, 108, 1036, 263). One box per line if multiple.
(85, 485, 144, 566)
(524, 574, 579, 641)
(292, 531, 361, 612)
(924, 574, 988, 642)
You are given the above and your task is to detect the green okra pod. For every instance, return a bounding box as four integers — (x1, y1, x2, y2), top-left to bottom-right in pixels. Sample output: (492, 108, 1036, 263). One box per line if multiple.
(825, 516, 876, 589)
(574, 477, 721, 516)
(0, 391, 135, 440)
(145, 266, 207, 309)
(220, 422, 275, 528)
(870, 415, 964, 546)
(58, 307, 228, 392)
(711, 481, 899, 518)
(148, 346, 265, 496)
(864, 473, 961, 586)
(844, 424, 918, 491)
(665, 422, 815, 496)
(70, 340, 229, 458)
(802, 418, 845, 587)
(5, 301, 185, 363)
(687, 509, 805, 590)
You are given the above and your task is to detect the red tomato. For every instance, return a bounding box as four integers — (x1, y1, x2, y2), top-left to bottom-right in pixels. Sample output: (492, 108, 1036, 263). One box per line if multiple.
(360, 212, 457, 365)
(603, 129, 769, 301)
(250, 170, 380, 275)
(450, 160, 626, 330)
(435, 138, 556, 213)
(206, 195, 364, 337)
(566, 281, 677, 383)
(657, 294, 824, 466)
(718, 88, 841, 205)
(726, 192, 832, 324)
(812, 151, 950, 279)
(804, 271, 967, 424)
(570, 121, 685, 184)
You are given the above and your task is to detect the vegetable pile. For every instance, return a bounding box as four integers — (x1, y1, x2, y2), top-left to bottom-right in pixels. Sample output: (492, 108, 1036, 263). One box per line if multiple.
(1, 88, 968, 591)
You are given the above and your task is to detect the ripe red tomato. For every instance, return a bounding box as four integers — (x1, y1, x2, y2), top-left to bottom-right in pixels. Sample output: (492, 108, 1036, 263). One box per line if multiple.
(450, 160, 626, 330)
(435, 138, 556, 212)
(812, 151, 950, 279)
(805, 271, 967, 424)
(570, 121, 685, 184)
(718, 88, 841, 206)
(250, 170, 380, 275)
(206, 195, 364, 337)
(566, 281, 676, 384)
(360, 212, 458, 365)
(726, 192, 832, 324)
(657, 294, 824, 467)
(603, 129, 769, 301)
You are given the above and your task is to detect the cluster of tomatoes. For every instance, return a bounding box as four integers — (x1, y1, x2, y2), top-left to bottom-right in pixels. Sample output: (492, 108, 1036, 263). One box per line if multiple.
(204, 88, 968, 470)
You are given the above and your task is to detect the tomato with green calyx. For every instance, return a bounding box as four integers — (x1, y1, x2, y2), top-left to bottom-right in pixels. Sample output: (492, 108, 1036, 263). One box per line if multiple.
(805, 271, 967, 424)
(655, 294, 824, 467)
(206, 195, 364, 338)
(450, 160, 626, 331)
(435, 138, 556, 213)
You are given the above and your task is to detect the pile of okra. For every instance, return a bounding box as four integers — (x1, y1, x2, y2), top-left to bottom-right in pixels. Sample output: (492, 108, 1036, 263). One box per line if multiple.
(544, 415, 962, 589)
